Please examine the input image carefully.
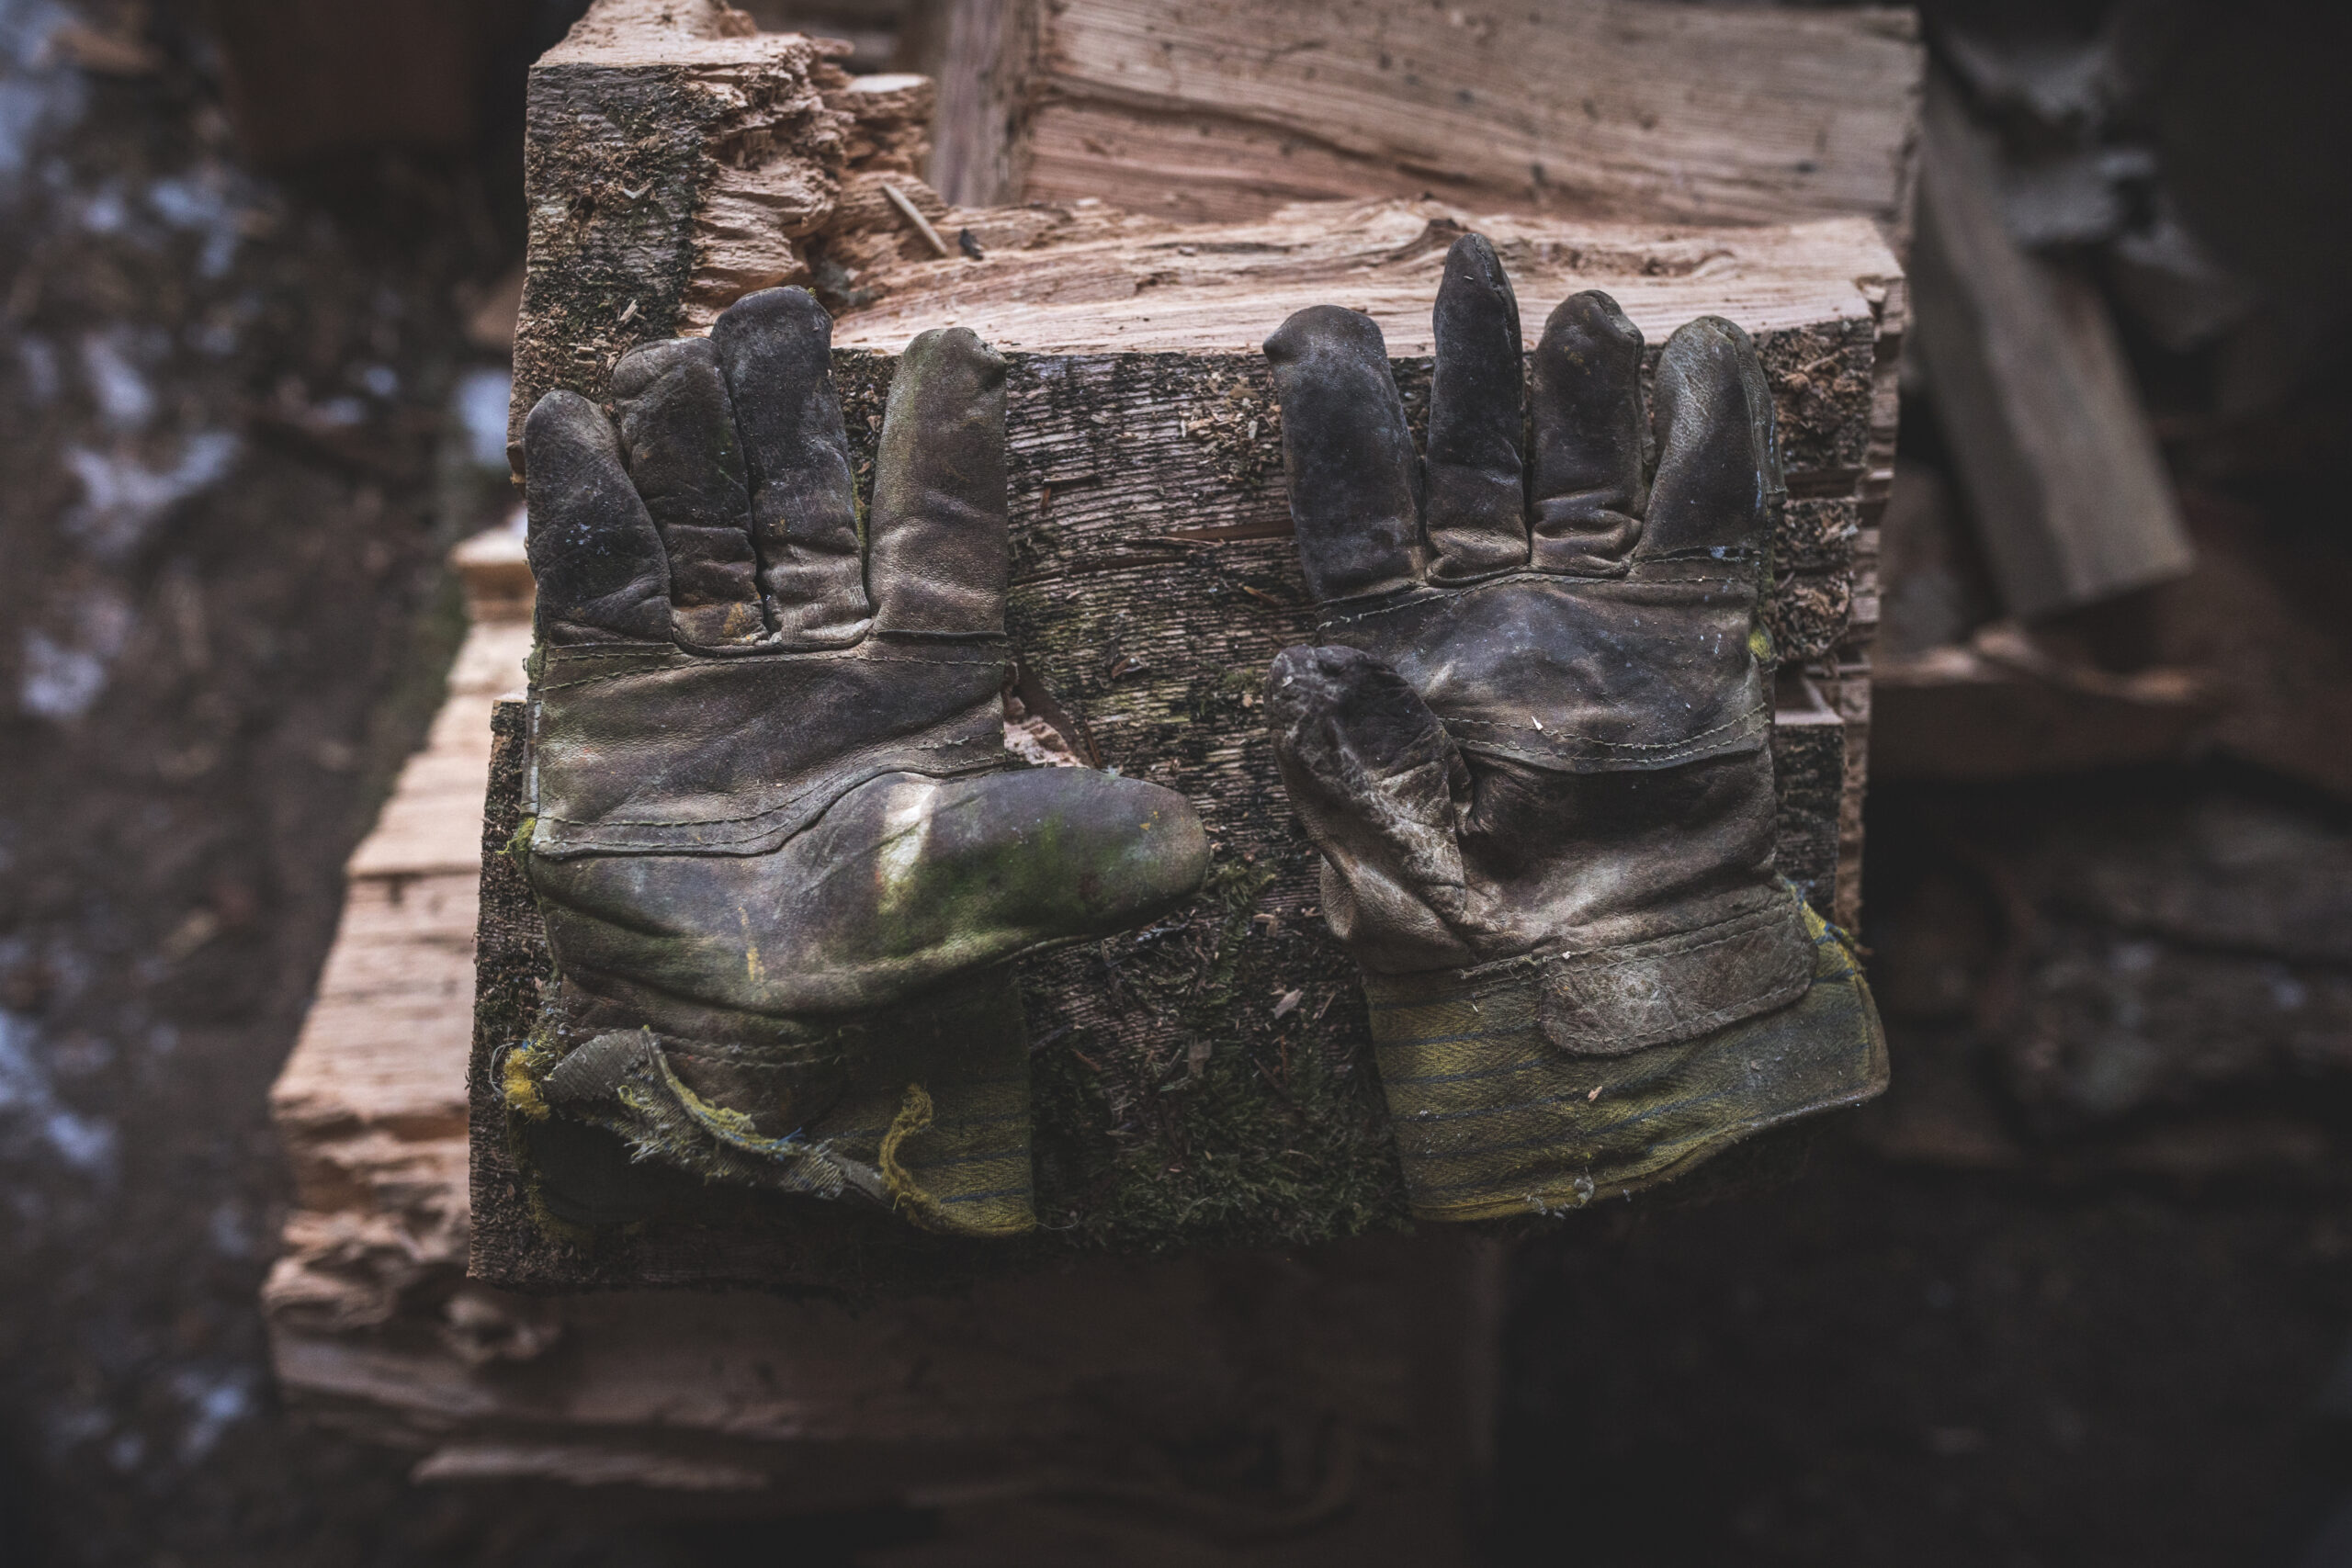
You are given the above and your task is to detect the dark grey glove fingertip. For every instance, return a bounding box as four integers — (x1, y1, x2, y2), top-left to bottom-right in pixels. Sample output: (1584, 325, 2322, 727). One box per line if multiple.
(1646, 314, 1777, 556)
(1426, 231, 1532, 581)
(709, 284, 833, 355)
(1263, 302, 1387, 365)
(1262, 310, 1422, 603)
(710, 287, 871, 641)
(1529, 288, 1649, 571)
(524, 389, 673, 644)
(867, 324, 1011, 636)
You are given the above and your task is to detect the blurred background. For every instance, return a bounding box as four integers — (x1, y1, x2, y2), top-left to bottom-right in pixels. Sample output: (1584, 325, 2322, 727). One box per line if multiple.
(2, 0, 2348, 1562)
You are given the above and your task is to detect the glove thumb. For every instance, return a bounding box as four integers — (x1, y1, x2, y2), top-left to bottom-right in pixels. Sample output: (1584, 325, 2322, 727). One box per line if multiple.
(1266, 646, 1476, 972)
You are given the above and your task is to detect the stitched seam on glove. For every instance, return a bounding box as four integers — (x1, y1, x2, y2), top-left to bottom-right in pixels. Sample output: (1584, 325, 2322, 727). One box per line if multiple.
(1310, 562, 1762, 630)
(535, 755, 1001, 829)
(1374, 892, 1804, 988)
(537, 654, 1010, 694)
(531, 741, 1002, 840)
(1365, 889, 1816, 1056)
(1441, 701, 1770, 760)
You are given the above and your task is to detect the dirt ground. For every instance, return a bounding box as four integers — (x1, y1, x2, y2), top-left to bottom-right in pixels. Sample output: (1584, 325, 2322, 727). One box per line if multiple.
(5, 3, 2352, 1565)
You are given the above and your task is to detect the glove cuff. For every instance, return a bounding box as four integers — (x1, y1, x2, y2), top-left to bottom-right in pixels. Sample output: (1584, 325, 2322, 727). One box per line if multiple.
(1361, 894, 1886, 1222)
(503, 973, 1038, 1239)
(1440, 889, 1816, 1057)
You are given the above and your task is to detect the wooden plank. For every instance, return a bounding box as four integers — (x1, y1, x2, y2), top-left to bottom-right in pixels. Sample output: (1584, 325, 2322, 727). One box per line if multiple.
(265, 536, 528, 1336)
(273, 1238, 1494, 1559)
(932, 0, 1042, 206)
(1910, 69, 2193, 618)
(1872, 626, 2213, 782)
(934, 0, 1923, 227)
(835, 203, 1901, 352)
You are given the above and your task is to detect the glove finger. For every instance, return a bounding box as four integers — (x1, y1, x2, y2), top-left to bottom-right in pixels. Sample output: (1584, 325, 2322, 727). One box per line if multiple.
(1643, 315, 1778, 558)
(710, 287, 873, 644)
(610, 337, 768, 647)
(1424, 233, 1530, 584)
(1265, 645, 1474, 971)
(868, 327, 1010, 637)
(1262, 306, 1422, 604)
(1529, 290, 1647, 573)
(523, 389, 673, 645)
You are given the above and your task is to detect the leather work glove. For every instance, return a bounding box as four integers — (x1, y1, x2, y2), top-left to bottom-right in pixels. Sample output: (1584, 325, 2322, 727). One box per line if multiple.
(506, 288, 1209, 1238)
(1261, 235, 1886, 1222)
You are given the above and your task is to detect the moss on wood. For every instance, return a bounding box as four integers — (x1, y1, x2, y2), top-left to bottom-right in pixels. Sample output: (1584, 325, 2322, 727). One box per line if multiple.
(472, 338, 1870, 1295)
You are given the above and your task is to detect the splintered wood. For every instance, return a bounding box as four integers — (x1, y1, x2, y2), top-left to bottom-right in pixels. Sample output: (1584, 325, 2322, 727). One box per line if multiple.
(833, 200, 1899, 354)
(265, 536, 530, 1338)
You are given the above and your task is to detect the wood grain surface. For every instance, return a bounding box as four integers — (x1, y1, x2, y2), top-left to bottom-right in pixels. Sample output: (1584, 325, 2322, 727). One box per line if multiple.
(934, 0, 1924, 227)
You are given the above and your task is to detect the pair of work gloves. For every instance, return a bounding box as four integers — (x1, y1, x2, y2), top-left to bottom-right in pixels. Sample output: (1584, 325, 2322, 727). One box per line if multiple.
(507, 237, 1883, 1238)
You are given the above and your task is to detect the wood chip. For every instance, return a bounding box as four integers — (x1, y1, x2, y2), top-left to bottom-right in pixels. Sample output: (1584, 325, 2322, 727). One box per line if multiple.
(880, 183, 954, 259)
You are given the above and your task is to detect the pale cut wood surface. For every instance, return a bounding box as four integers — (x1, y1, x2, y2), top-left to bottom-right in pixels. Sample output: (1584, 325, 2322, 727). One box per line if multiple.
(831, 200, 1901, 353)
(933, 0, 1922, 227)
(1911, 70, 2191, 619)
(271, 615, 528, 1156)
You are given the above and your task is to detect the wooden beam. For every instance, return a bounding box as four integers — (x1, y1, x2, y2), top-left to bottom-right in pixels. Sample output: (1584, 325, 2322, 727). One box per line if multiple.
(1910, 70, 2194, 618)
(933, 0, 1923, 228)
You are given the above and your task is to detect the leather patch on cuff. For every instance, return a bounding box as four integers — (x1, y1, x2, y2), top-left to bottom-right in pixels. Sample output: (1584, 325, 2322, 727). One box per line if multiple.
(1529, 896, 1815, 1056)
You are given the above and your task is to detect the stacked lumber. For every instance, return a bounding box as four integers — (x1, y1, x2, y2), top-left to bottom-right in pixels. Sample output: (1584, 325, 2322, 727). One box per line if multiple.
(265, 529, 529, 1350)
(1871, 70, 2211, 781)
(266, 0, 1918, 1539)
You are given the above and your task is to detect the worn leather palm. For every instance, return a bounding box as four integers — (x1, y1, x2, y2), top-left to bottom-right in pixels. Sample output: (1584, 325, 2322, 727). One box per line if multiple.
(510, 288, 1209, 1237)
(1262, 235, 1885, 1221)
